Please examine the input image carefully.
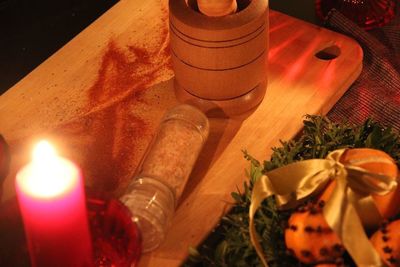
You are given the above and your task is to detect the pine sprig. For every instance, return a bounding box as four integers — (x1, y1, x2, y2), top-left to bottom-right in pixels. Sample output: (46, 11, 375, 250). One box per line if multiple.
(185, 116, 400, 267)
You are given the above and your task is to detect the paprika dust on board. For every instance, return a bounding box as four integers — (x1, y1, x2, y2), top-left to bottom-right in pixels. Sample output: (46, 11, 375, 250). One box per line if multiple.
(54, 37, 172, 196)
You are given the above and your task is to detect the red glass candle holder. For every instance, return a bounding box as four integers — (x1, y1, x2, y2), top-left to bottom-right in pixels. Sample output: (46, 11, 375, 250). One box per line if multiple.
(0, 195, 142, 267)
(87, 196, 142, 267)
(315, 0, 397, 30)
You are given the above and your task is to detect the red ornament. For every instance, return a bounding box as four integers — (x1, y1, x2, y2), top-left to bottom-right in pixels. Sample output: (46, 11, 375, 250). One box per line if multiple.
(0, 134, 10, 200)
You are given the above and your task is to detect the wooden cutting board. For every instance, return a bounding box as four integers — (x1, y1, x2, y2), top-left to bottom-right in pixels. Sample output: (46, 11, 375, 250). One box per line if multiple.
(0, 0, 362, 266)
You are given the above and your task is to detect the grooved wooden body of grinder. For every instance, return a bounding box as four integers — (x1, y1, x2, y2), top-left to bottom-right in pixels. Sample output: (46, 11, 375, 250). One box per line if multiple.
(169, 0, 269, 116)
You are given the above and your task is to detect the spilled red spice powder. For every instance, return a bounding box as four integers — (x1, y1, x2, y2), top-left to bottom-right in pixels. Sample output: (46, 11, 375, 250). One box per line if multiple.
(88, 42, 156, 106)
(52, 8, 172, 196)
(52, 38, 171, 195)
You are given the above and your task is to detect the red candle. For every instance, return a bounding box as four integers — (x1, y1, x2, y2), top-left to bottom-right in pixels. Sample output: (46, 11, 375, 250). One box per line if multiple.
(15, 140, 93, 267)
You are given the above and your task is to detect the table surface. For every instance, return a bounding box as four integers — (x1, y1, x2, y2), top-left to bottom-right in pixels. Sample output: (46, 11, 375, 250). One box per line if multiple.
(0, 0, 319, 95)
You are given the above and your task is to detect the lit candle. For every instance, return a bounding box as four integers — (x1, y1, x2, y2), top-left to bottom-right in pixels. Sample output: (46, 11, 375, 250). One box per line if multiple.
(15, 140, 93, 267)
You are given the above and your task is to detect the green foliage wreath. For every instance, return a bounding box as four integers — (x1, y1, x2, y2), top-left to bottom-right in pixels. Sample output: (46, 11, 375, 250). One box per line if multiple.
(186, 115, 400, 267)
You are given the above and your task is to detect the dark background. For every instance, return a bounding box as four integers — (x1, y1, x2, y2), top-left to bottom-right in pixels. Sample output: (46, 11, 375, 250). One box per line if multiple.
(0, 0, 318, 95)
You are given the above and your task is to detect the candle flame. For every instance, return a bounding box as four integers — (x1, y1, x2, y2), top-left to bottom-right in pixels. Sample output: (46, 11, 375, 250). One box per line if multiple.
(16, 140, 78, 199)
(33, 140, 57, 162)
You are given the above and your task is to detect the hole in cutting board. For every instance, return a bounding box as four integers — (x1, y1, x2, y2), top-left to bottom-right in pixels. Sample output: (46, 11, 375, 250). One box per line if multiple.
(314, 45, 341, 60)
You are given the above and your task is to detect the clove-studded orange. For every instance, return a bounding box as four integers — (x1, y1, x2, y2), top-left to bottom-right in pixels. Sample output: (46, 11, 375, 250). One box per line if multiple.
(319, 148, 400, 226)
(339, 148, 400, 219)
(370, 219, 400, 267)
(285, 148, 399, 264)
(285, 201, 344, 264)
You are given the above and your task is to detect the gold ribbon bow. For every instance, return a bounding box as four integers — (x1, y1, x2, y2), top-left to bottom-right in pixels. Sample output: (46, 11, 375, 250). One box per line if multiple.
(249, 149, 398, 267)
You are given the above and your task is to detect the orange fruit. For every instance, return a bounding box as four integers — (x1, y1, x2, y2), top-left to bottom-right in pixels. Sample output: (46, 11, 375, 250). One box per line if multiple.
(285, 202, 344, 264)
(370, 220, 400, 267)
(340, 148, 400, 219)
(285, 148, 400, 264)
(319, 148, 400, 229)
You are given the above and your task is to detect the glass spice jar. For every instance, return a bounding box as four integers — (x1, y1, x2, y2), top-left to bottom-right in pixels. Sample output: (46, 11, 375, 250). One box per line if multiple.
(120, 104, 209, 252)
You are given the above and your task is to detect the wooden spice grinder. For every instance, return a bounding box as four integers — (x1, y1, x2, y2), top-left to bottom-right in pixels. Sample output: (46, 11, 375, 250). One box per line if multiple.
(169, 0, 269, 116)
